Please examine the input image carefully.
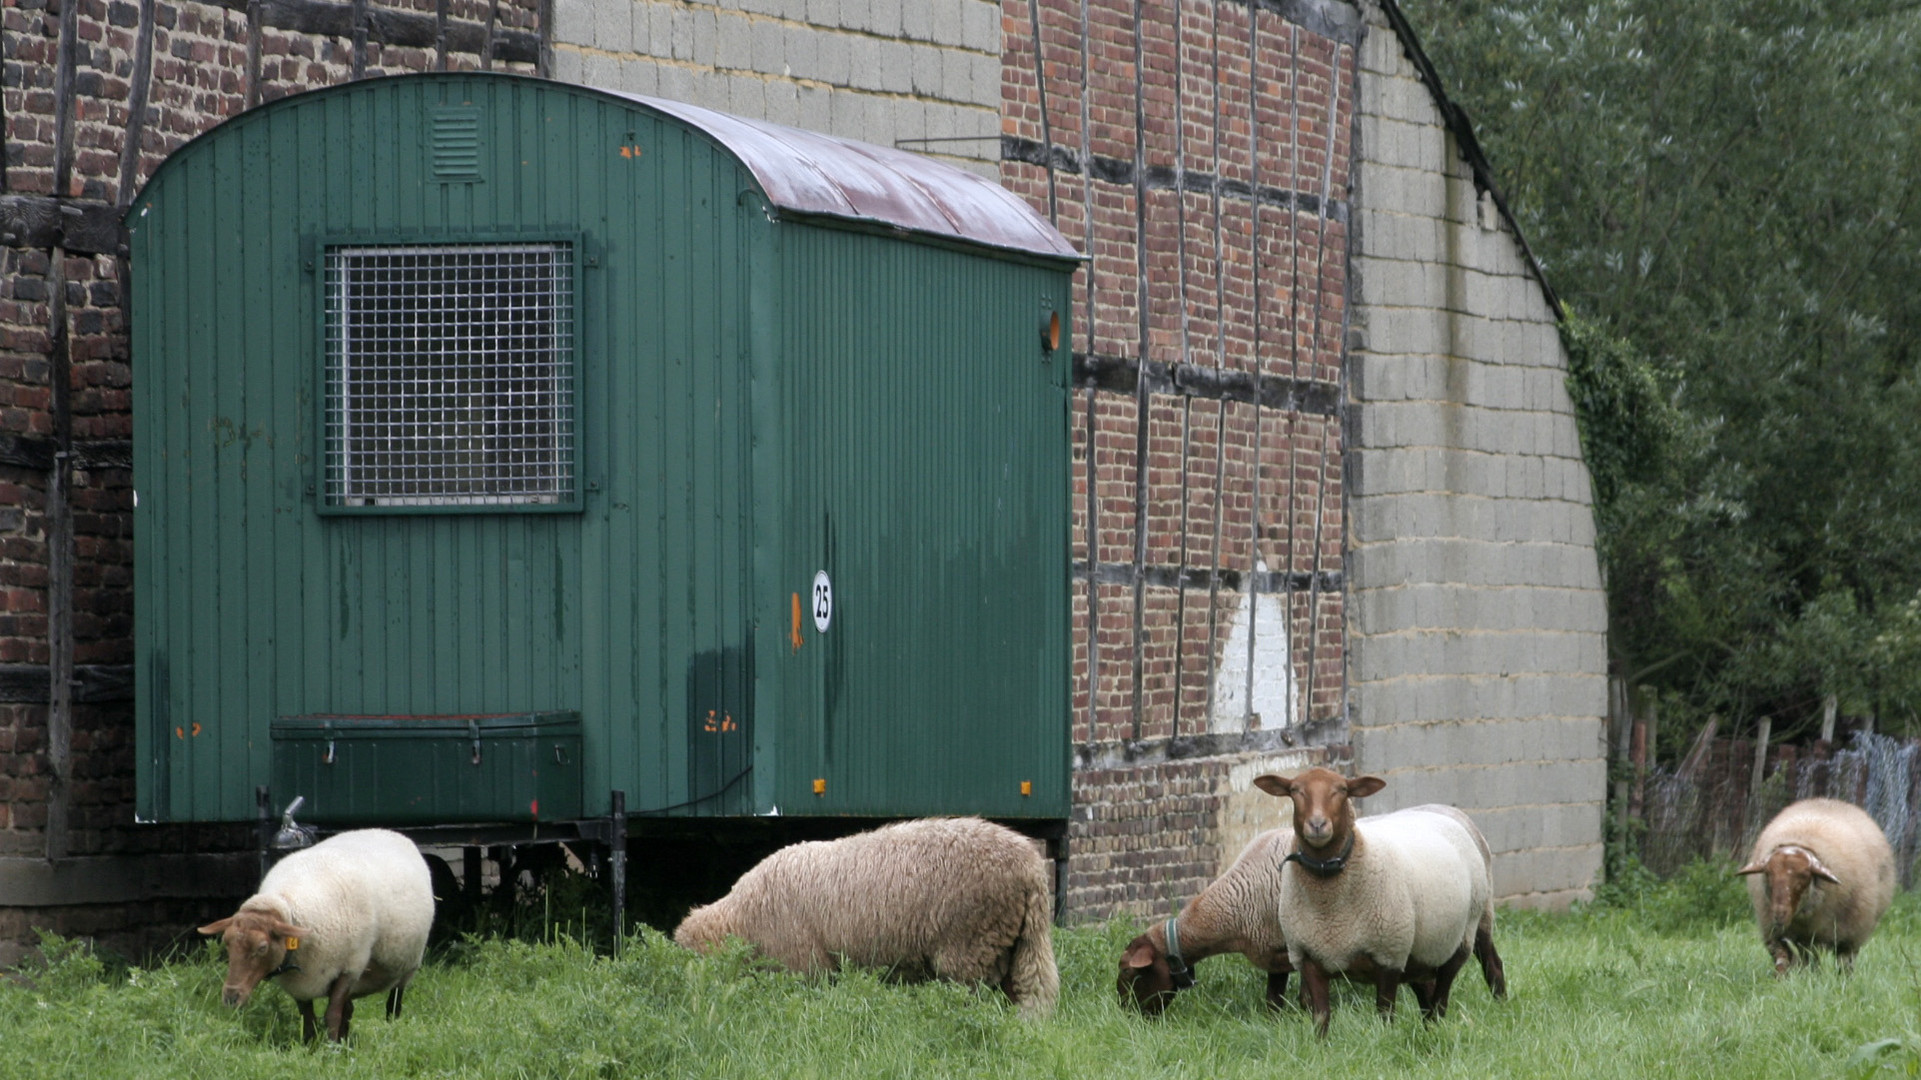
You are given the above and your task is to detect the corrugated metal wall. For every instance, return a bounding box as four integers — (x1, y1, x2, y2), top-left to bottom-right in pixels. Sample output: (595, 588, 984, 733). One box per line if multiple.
(132, 73, 1073, 825)
(133, 76, 762, 822)
(772, 227, 1072, 819)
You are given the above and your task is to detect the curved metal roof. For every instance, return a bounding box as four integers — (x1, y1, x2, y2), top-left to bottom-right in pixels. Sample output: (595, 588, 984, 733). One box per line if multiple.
(607, 91, 1081, 262)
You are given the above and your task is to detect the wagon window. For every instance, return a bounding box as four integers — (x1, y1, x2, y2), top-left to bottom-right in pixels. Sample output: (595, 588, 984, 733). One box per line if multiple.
(321, 242, 577, 510)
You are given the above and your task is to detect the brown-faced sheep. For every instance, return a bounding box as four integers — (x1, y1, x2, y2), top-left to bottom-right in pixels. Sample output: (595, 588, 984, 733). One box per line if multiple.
(1254, 768, 1505, 1038)
(1116, 828, 1295, 1015)
(198, 828, 434, 1042)
(673, 816, 1059, 1017)
(1737, 797, 1895, 975)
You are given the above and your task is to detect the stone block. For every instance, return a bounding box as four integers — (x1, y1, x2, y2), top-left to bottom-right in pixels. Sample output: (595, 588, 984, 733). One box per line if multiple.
(910, 43, 943, 96)
(751, 20, 784, 73)
(1362, 161, 1445, 222)
(554, 0, 593, 48)
(785, 24, 820, 80)
(848, 38, 884, 91)
(762, 78, 800, 125)
(932, 0, 964, 48)
(691, 8, 719, 65)
(1362, 305, 1446, 360)
(961, 0, 997, 53)
(1358, 208, 1445, 264)
(970, 52, 1000, 108)
(816, 29, 851, 85)
(880, 40, 914, 93)
(643, 4, 674, 56)
(618, 58, 659, 96)
(901, 0, 931, 42)
(656, 63, 696, 104)
(715, 10, 752, 69)
(942, 44, 974, 101)
(728, 74, 766, 118)
(593, 0, 632, 52)
(796, 84, 832, 132)
(690, 70, 730, 111)
(553, 46, 586, 84)
(870, 0, 902, 36)
(582, 51, 621, 91)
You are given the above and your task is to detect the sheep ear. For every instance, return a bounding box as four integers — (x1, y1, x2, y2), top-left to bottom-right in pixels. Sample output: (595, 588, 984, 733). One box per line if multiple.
(1347, 775, 1387, 799)
(1252, 774, 1292, 797)
(197, 918, 234, 936)
(1733, 860, 1768, 876)
(1806, 854, 1841, 885)
(269, 920, 309, 940)
(1122, 939, 1158, 969)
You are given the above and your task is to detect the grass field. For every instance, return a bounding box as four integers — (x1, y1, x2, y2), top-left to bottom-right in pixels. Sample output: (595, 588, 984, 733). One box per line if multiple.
(5, 862, 1920, 1079)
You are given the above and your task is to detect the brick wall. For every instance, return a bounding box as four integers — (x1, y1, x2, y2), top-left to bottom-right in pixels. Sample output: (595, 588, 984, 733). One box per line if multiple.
(0, 0, 545, 963)
(1001, 0, 1357, 919)
(1343, 0, 1606, 908)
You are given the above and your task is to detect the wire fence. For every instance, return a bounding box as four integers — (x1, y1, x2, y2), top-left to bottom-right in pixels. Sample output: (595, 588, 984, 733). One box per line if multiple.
(1639, 730, 1921, 887)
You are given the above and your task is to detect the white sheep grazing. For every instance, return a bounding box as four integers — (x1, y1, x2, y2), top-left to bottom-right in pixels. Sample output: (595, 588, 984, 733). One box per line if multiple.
(1116, 828, 1296, 1015)
(674, 816, 1060, 1018)
(199, 828, 435, 1042)
(1737, 797, 1895, 975)
(1254, 768, 1502, 1038)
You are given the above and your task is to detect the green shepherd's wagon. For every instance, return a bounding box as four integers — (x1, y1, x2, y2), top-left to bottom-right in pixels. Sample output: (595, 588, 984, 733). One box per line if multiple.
(129, 73, 1078, 897)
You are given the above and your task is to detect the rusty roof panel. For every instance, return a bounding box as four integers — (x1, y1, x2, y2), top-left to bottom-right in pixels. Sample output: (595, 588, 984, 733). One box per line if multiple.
(609, 92, 1082, 262)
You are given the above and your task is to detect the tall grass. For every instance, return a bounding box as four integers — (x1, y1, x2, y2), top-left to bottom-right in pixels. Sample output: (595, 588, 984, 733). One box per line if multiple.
(5, 864, 1920, 1079)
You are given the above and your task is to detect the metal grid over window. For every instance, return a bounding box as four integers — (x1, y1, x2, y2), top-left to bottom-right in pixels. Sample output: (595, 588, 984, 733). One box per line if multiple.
(323, 243, 576, 508)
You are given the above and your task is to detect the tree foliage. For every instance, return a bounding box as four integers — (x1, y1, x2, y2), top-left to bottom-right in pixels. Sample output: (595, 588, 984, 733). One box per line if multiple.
(1403, 0, 1921, 740)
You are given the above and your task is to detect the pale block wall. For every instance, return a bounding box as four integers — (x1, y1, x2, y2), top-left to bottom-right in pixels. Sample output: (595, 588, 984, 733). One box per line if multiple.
(1346, 0, 1608, 908)
(549, 0, 1003, 176)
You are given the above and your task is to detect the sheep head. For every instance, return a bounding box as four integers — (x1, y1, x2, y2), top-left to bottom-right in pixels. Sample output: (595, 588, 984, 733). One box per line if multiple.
(1116, 929, 1182, 1015)
(1253, 768, 1386, 852)
(197, 910, 308, 1008)
(1737, 844, 1840, 936)
(672, 903, 727, 952)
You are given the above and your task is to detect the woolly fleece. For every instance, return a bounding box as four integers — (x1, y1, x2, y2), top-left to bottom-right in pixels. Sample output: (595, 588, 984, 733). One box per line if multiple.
(1744, 797, 1895, 966)
(674, 817, 1059, 1017)
(239, 828, 435, 1006)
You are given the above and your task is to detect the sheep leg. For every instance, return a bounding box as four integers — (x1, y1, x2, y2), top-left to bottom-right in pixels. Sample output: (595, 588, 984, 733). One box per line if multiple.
(323, 974, 354, 1042)
(1408, 979, 1437, 1014)
(341, 996, 355, 1040)
(1302, 959, 1334, 1039)
(296, 999, 319, 1044)
(1766, 938, 1794, 976)
(1474, 919, 1507, 999)
(1264, 970, 1290, 1013)
(387, 985, 404, 1020)
(1836, 945, 1857, 975)
(1371, 966, 1403, 1023)
(1425, 946, 1471, 1022)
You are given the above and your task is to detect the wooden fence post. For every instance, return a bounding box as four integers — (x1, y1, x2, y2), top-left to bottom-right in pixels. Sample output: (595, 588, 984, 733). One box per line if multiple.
(1749, 716, 1772, 833)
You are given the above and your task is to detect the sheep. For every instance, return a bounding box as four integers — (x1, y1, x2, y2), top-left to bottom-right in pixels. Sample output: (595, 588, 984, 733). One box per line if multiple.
(198, 828, 435, 1042)
(1737, 797, 1895, 975)
(673, 816, 1060, 1018)
(1253, 768, 1505, 1037)
(1116, 828, 1296, 1015)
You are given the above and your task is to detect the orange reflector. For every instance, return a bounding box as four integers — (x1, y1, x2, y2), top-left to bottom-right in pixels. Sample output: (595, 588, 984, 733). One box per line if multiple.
(812, 778, 827, 795)
(1021, 781, 1033, 796)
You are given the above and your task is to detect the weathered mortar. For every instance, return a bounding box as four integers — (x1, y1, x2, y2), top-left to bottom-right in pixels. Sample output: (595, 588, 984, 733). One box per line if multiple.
(1342, 0, 1607, 907)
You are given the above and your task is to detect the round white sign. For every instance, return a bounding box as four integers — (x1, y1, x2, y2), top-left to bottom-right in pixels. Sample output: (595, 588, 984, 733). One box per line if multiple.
(811, 571, 833, 633)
